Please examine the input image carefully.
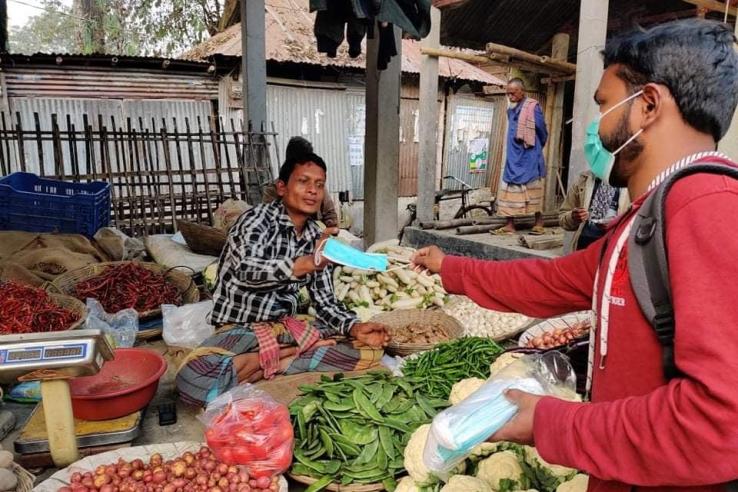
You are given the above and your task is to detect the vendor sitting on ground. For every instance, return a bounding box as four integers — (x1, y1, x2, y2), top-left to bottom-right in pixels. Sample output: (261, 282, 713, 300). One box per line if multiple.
(176, 153, 390, 408)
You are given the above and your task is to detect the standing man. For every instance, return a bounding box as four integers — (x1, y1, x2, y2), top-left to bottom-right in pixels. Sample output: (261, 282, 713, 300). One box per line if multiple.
(495, 78, 548, 235)
(413, 19, 738, 490)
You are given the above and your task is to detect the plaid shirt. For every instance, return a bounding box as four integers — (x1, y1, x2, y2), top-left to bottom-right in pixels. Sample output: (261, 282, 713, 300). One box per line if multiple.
(210, 200, 357, 336)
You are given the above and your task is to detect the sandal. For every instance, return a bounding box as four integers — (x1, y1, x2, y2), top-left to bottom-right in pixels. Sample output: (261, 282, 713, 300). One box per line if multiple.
(491, 227, 514, 236)
(530, 226, 546, 236)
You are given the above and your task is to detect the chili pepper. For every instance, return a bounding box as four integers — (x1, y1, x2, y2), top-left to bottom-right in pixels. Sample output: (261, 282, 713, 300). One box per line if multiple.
(0, 281, 79, 334)
(74, 263, 182, 314)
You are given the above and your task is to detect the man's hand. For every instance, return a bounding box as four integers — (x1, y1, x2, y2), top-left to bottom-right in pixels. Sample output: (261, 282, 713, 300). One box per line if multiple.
(488, 389, 543, 445)
(410, 246, 446, 274)
(293, 227, 340, 277)
(571, 208, 589, 225)
(350, 322, 391, 348)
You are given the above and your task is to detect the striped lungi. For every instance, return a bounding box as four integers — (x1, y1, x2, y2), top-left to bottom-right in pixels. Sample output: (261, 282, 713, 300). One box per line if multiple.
(497, 178, 544, 217)
(175, 318, 383, 408)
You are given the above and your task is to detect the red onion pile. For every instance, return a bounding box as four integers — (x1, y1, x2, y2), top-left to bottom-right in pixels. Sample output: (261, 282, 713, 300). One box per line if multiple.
(58, 446, 281, 492)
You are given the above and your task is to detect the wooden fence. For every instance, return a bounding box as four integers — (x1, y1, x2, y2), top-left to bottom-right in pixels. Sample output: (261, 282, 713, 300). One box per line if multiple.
(0, 112, 275, 236)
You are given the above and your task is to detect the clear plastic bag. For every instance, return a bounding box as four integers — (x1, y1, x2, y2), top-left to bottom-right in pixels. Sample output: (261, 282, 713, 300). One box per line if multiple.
(200, 384, 294, 479)
(162, 300, 215, 349)
(85, 298, 138, 348)
(423, 352, 576, 476)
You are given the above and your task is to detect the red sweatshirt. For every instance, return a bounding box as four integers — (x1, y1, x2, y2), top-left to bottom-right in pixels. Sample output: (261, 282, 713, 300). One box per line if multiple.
(441, 159, 738, 491)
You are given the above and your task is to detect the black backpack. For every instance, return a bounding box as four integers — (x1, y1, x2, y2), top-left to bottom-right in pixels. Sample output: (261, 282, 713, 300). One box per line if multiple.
(628, 160, 738, 380)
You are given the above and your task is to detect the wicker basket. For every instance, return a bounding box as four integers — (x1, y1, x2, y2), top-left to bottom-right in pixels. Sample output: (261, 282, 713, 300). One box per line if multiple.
(49, 261, 200, 320)
(48, 292, 87, 330)
(289, 473, 385, 491)
(14, 462, 35, 492)
(370, 309, 463, 356)
(176, 220, 227, 256)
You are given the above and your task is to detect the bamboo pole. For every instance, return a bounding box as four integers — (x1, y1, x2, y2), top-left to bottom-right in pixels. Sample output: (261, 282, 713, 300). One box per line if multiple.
(486, 42, 576, 74)
(681, 0, 736, 17)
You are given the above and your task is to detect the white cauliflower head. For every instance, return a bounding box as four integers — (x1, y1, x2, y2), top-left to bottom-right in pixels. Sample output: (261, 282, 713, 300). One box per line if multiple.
(469, 442, 502, 461)
(449, 377, 485, 405)
(440, 475, 492, 492)
(395, 476, 422, 492)
(404, 424, 465, 486)
(476, 450, 524, 491)
(523, 446, 576, 477)
(489, 352, 526, 377)
(556, 474, 589, 492)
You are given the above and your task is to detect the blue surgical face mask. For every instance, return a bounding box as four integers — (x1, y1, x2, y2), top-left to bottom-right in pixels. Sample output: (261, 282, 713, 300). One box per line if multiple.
(584, 90, 644, 182)
(318, 237, 388, 272)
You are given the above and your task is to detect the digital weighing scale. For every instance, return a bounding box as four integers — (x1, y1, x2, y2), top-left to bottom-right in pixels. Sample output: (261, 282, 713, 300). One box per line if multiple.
(0, 329, 143, 468)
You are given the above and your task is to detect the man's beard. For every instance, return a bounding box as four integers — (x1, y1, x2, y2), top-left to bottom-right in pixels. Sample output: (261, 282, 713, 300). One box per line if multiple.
(602, 108, 644, 188)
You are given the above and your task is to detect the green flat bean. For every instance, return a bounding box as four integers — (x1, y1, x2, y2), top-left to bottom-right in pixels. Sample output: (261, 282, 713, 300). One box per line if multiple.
(304, 476, 332, 492)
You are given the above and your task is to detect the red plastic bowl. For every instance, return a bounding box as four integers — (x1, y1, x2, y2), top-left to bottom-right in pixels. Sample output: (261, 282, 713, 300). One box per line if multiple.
(69, 348, 167, 421)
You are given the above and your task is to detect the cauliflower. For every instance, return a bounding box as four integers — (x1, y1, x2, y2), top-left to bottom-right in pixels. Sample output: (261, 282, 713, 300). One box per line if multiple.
(469, 442, 502, 461)
(556, 474, 589, 492)
(404, 424, 465, 486)
(440, 475, 492, 492)
(489, 352, 525, 377)
(523, 446, 576, 478)
(449, 377, 485, 405)
(395, 476, 422, 492)
(476, 451, 524, 490)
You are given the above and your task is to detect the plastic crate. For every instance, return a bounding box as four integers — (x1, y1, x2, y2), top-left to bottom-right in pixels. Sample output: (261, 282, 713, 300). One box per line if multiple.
(0, 172, 111, 237)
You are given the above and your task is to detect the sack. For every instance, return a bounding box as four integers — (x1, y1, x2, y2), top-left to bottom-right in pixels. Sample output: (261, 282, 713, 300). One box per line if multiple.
(200, 385, 294, 479)
(423, 352, 575, 476)
(162, 301, 215, 349)
(628, 159, 738, 379)
(85, 299, 138, 348)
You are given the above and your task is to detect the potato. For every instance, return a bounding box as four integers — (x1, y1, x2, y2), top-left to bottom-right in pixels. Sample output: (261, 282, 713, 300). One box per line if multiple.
(0, 468, 17, 491)
(0, 451, 12, 469)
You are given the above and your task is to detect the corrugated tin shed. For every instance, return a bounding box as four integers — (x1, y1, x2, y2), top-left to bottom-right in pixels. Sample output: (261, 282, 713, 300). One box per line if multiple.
(184, 0, 504, 86)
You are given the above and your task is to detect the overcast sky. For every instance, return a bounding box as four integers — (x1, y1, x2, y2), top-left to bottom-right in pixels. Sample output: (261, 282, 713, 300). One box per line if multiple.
(8, 0, 73, 28)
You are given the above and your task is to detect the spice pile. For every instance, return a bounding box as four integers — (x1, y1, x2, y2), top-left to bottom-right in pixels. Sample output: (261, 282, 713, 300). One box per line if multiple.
(392, 322, 450, 345)
(75, 263, 182, 314)
(401, 337, 504, 401)
(0, 281, 79, 334)
(58, 446, 282, 492)
(525, 320, 590, 350)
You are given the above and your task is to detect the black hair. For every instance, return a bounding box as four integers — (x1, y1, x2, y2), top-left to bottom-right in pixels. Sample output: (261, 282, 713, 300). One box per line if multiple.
(278, 152, 327, 183)
(508, 78, 525, 89)
(285, 136, 314, 161)
(602, 18, 738, 141)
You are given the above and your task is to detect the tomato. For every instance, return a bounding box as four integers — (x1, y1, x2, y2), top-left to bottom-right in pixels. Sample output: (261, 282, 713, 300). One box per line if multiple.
(270, 444, 292, 473)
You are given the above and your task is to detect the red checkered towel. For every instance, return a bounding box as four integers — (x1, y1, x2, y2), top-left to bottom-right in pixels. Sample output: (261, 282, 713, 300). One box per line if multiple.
(516, 98, 539, 149)
(252, 317, 322, 379)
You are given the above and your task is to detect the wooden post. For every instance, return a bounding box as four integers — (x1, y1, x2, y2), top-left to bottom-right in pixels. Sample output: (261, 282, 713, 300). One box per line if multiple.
(543, 33, 570, 211)
(240, 0, 267, 131)
(719, 18, 738, 160)
(568, 0, 609, 185)
(417, 7, 441, 224)
(364, 24, 402, 245)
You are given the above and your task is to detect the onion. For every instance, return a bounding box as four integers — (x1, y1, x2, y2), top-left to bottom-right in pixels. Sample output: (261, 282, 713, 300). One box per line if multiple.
(237, 485, 250, 492)
(217, 463, 229, 475)
(248, 480, 257, 488)
(119, 464, 133, 478)
(203, 461, 217, 472)
(150, 453, 163, 466)
(196, 475, 208, 486)
(212, 473, 222, 482)
(172, 478, 187, 488)
(185, 467, 198, 480)
(132, 470, 145, 481)
(227, 466, 239, 476)
(132, 459, 145, 470)
(162, 484, 177, 492)
(152, 470, 167, 484)
(268, 485, 278, 492)
(209, 488, 223, 492)
(81, 477, 95, 488)
(255, 477, 271, 489)
(237, 472, 249, 484)
(229, 485, 239, 492)
(105, 465, 117, 476)
(71, 472, 83, 483)
(172, 460, 187, 477)
(226, 472, 239, 484)
(183, 452, 195, 465)
(95, 465, 107, 475)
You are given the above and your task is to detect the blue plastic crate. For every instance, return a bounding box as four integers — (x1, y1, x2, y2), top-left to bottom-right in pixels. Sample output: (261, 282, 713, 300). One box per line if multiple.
(0, 172, 111, 237)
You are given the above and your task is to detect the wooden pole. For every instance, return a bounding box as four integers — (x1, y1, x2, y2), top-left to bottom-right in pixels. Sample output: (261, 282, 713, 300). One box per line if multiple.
(543, 33, 570, 212)
(486, 42, 576, 73)
(420, 47, 572, 76)
(417, 7, 441, 224)
(681, 0, 736, 17)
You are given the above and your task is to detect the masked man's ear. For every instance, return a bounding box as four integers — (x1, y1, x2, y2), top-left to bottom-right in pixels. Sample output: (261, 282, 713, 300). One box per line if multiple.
(276, 180, 287, 197)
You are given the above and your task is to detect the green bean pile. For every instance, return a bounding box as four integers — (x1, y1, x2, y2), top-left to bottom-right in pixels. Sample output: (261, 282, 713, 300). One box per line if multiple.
(401, 337, 505, 401)
(289, 371, 447, 489)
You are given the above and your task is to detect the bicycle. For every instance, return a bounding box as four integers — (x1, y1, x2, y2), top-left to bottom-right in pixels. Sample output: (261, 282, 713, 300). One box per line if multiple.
(399, 176, 495, 241)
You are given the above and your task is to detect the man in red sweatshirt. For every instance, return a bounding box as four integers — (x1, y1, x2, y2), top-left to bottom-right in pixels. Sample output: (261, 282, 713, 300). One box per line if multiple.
(413, 19, 738, 491)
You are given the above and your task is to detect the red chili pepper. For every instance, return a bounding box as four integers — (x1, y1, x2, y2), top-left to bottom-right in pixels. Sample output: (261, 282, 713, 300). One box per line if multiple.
(0, 282, 80, 334)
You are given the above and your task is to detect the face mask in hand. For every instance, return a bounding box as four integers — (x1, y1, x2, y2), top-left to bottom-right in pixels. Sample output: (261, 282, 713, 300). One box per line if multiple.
(584, 90, 644, 182)
(316, 237, 388, 272)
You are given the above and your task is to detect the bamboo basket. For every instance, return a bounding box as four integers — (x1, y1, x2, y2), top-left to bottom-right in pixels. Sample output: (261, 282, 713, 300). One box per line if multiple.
(48, 292, 87, 330)
(289, 473, 385, 491)
(176, 219, 227, 256)
(14, 462, 35, 492)
(49, 261, 199, 320)
(370, 309, 463, 356)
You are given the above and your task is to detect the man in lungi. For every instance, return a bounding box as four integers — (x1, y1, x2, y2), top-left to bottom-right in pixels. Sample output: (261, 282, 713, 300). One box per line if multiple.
(495, 78, 548, 235)
(176, 153, 391, 407)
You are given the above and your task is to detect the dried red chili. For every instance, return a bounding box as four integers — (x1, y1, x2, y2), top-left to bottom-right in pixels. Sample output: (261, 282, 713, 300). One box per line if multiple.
(0, 282, 80, 334)
(74, 263, 182, 314)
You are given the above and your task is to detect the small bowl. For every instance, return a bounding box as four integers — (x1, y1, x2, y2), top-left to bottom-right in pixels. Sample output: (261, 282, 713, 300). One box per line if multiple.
(69, 348, 167, 421)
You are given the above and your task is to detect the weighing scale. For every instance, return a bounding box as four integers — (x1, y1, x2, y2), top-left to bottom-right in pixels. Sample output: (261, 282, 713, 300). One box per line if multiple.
(0, 329, 143, 468)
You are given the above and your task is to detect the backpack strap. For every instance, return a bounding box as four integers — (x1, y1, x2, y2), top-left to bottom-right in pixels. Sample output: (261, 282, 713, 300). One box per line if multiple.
(628, 160, 738, 380)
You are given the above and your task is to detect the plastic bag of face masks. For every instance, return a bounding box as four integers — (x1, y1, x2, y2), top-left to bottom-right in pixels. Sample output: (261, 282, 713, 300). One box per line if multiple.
(423, 352, 576, 477)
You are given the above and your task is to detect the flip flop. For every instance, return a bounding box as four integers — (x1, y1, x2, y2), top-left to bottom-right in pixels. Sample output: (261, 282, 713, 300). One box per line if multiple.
(530, 226, 546, 236)
(491, 227, 514, 236)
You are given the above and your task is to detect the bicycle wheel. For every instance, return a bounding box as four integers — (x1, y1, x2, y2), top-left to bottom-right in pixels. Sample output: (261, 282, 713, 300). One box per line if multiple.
(454, 205, 493, 220)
